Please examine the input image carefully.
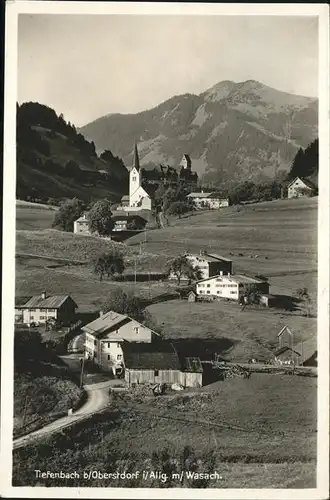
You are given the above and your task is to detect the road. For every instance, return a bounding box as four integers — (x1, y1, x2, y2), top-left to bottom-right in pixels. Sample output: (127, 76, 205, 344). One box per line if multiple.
(67, 332, 85, 353)
(13, 380, 117, 450)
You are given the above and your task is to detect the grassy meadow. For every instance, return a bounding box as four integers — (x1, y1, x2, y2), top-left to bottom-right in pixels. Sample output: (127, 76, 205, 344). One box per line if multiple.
(13, 373, 316, 487)
(16, 200, 57, 231)
(147, 299, 317, 361)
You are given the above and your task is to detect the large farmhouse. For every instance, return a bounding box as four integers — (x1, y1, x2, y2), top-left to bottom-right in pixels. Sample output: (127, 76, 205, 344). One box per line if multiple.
(187, 191, 229, 209)
(83, 310, 204, 386)
(15, 292, 78, 326)
(82, 310, 157, 375)
(196, 273, 269, 301)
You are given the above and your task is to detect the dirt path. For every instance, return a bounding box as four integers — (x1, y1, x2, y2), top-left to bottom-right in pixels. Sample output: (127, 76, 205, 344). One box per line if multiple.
(13, 380, 116, 450)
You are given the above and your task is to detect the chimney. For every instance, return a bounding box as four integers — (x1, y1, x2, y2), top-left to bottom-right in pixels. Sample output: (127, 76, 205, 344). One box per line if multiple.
(99, 310, 104, 317)
(227, 272, 231, 278)
(219, 271, 223, 276)
(41, 291, 47, 300)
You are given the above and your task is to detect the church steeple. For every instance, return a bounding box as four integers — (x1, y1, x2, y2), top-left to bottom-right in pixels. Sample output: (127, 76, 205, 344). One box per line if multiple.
(133, 143, 140, 171)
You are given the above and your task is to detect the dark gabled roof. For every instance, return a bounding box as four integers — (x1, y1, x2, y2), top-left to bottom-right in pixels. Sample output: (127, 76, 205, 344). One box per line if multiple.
(22, 295, 77, 309)
(15, 296, 32, 307)
(293, 337, 317, 364)
(274, 346, 301, 357)
(122, 339, 181, 370)
(302, 177, 318, 190)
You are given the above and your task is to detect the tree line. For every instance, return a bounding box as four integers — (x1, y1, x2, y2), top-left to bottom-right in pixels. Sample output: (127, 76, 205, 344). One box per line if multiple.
(16, 102, 128, 203)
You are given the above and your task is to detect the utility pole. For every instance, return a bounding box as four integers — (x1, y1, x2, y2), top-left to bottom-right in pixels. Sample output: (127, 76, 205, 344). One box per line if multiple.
(80, 355, 85, 389)
(134, 256, 137, 289)
(22, 392, 29, 428)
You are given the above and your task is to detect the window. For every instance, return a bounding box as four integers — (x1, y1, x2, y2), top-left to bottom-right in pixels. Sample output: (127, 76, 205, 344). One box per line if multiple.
(30, 315, 34, 320)
(199, 284, 205, 287)
(40, 315, 45, 320)
(94, 352, 97, 358)
(230, 291, 236, 294)
(207, 290, 210, 294)
(154, 369, 159, 376)
(107, 355, 110, 361)
(94, 340, 97, 346)
(217, 291, 221, 294)
(117, 354, 122, 361)
(29, 309, 36, 312)
(132, 176, 136, 181)
(47, 309, 56, 313)
(107, 342, 111, 348)
(207, 284, 210, 288)
(117, 343, 121, 348)
(133, 327, 139, 335)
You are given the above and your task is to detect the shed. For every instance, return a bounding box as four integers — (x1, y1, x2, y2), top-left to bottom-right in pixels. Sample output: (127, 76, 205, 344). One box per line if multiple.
(260, 294, 278, 308)
(273, 346, 301, 366)
(187, 291, 196, 302)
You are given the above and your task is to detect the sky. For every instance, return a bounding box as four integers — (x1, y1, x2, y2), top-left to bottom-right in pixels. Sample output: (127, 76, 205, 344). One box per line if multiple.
(17, 14, 318, 127)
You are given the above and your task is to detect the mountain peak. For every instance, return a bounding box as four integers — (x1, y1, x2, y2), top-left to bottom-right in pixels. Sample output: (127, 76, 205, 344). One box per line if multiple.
(202, 80, 236, 102)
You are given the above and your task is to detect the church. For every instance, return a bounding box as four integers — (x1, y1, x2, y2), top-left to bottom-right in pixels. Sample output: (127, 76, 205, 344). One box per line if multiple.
(119, 144, 198, 212)
(120, 144, 152, 212)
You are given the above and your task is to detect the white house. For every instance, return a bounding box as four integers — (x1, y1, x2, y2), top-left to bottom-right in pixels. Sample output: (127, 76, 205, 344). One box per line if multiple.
(287, 177, 317, 199)
(187, 191, 229, 209)
(120, 144, 152, 212)
(196, 272, 270, 301)
(82, 310, 158, 375)
(168, 250, 232, 281)
(73, 213, 91, 234)
(16, 292, 78, 326)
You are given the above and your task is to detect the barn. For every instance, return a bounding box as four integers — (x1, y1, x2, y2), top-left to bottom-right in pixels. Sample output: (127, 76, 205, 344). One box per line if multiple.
(123, 338, 182, 386)
(273, 346, 301, 366)
(123, 339, 203, 388)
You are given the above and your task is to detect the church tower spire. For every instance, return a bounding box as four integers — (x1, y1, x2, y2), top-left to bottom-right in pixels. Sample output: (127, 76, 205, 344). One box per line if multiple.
(133, 143, 140, 171)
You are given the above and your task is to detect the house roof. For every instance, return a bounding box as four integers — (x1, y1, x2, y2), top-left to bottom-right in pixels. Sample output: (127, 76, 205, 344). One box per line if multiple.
(15, 296, 32, 307)
(82, 311, 131, 339)
(22, 294, 77, 309)
(187, 192, 212, 199)
(277, 326, 293, 338)
(188, 252, 232, 263)
(274, 346, 301, 357)
(187, 192, 228, 200)
(74, 213, 89, 223)
(122, 339, 181, 370)
(287, 176, 318, 190)
(203, 252, 233, 263)
(196, 274, 267, 285)
(121, 195, 130, 201)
